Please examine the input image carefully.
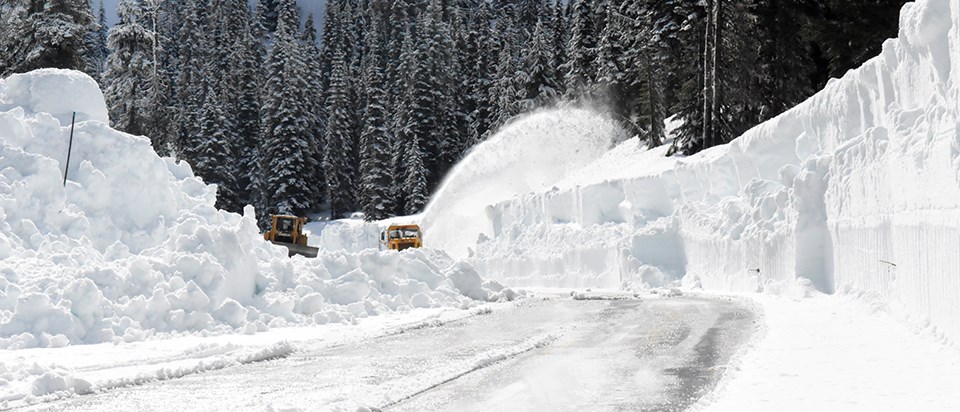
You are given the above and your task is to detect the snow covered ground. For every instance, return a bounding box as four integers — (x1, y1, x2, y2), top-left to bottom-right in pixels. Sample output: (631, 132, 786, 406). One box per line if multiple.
(15, 292, 753, 412)
(0, 68, 516, 405)
(4, 0, 960, 409)
(695, 290, 960, 411)
(0, 304, 491, 409)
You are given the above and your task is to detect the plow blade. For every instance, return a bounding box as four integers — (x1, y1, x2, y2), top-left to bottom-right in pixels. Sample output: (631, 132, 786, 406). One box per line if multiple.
(271, 241, 319, 258)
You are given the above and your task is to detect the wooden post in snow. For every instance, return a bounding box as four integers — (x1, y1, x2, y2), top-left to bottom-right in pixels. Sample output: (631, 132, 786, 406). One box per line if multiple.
(63, 111, 77, 187)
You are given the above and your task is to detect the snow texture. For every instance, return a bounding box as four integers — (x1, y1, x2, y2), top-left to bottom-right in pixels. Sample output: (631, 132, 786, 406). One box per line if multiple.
(434, 0, 960, 345)
(693, 291, 960, 411)
(0, 68, 512, 350)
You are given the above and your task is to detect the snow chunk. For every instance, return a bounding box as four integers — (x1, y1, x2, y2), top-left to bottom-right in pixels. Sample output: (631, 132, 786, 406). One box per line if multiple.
(0, 69, 108, 124)
(445, 262, 491, 301)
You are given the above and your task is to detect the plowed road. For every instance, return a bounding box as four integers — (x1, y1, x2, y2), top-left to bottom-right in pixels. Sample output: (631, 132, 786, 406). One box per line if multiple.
(21, 293, 755, 411)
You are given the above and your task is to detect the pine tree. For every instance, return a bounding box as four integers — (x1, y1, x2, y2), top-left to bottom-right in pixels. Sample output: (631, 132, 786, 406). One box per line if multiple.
(392, 26, 433, 215)
(422, 0, 461, 182)
(102, 0, 156, 138)
(564, 0, 597, 99)
(668, 2, 707, 155)
(1, 0, 97, 76)
(173, 0, 205, 161)
(489, 41, 520, 131)
(447, 8, 473, 167)
(343, 2, 367, 207)
(385, 0, 416, 107)
(753, 0, 812, 122)
(618, 0, 665, 147)
(138, 0, 175, 156)
(594, 5, 625, 112)
(670, 0, 760, 155)
(260, 0, 313, 218)
(518, 18, 558, 112)
(390, 28, 415, 216)
(467, 2, 497, 143)
(83, 0, 109, 80)
(551, 0, 568, 96)
(229, 3, 265, 209)
(317, 0, 343, 156)
(252, 0, 272, 46)
(301, 14, 327, 211)
(358, 28, 394, 221)
(713, 0, 761, 147)
(808, 0, 907, 84)
(403, 132, 429, 215)
(197, 79, 240, 210)
(323, 49, 355, 219)
(257, 0, 280, 33)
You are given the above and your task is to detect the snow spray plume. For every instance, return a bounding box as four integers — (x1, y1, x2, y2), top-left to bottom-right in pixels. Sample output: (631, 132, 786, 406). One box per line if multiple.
(420, 107, 626, 258)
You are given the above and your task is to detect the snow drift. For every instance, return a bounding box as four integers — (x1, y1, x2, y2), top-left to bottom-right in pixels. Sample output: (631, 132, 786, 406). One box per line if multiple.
(0, 69, 511, 349)
(449, 0, 960, 344)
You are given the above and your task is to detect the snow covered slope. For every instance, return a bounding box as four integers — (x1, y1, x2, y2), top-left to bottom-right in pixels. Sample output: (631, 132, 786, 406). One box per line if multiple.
(0, 69, 511, 350)
(439, 0, 960, 344)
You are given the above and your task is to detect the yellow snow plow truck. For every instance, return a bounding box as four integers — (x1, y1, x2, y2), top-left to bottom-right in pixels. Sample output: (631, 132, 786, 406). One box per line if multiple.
(264, 215, 320, 258)
(380, 224, 423, 251)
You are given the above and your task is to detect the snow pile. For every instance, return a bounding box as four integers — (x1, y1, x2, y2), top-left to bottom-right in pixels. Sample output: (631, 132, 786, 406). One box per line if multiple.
(305, 214, 422, 254)
(0, 68, 511, 350)
(421, 108, 626, 259)
(694, 292, 960, 411)
(308, 219, 382, 253)
(452, 0, 960, 344)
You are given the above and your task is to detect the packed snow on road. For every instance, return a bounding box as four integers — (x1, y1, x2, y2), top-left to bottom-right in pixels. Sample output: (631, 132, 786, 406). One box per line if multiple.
(4, 0, 960, 410)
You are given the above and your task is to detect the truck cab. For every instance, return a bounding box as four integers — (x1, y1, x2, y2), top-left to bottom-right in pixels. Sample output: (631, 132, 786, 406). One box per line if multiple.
(380, 224, 422, 251)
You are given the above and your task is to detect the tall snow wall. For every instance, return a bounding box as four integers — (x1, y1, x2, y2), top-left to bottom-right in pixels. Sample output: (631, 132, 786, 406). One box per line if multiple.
(469, 0, 960, 342)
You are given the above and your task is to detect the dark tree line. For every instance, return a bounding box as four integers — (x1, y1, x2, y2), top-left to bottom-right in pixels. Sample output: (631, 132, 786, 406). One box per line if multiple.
(0, 0, 908, 223)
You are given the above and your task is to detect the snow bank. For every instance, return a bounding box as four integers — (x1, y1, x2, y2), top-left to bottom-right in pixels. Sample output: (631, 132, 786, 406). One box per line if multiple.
(694, 292, 960, 411)
(451, 0, 960, 344)
(308, 220, 382, 253)
(0, 69, 511, 349)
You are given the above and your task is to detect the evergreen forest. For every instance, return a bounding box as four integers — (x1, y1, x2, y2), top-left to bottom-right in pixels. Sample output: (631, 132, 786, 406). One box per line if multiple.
(0, 0, 909, 222)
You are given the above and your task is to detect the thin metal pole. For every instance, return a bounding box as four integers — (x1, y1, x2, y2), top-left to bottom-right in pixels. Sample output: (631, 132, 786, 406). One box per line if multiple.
(63, 111, 77, 187)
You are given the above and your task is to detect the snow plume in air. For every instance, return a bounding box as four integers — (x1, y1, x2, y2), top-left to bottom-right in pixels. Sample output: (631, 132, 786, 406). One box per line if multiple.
(421, 108, 626, 258)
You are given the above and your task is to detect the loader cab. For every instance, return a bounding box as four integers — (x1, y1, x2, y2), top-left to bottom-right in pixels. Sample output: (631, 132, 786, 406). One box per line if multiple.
(380, 224, 422, 251)
(265, 215, 308, 246)
(263, 215, 320, 258)
(277, 217, 295, 235)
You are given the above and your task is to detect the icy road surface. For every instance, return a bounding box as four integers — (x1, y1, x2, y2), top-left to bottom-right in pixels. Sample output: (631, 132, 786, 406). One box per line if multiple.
(21, 294, 754, 411)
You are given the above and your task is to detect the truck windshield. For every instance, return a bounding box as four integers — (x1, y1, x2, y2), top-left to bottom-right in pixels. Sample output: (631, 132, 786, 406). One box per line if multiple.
(389, 228, 420, 239)
(278, 218, 294, 233)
